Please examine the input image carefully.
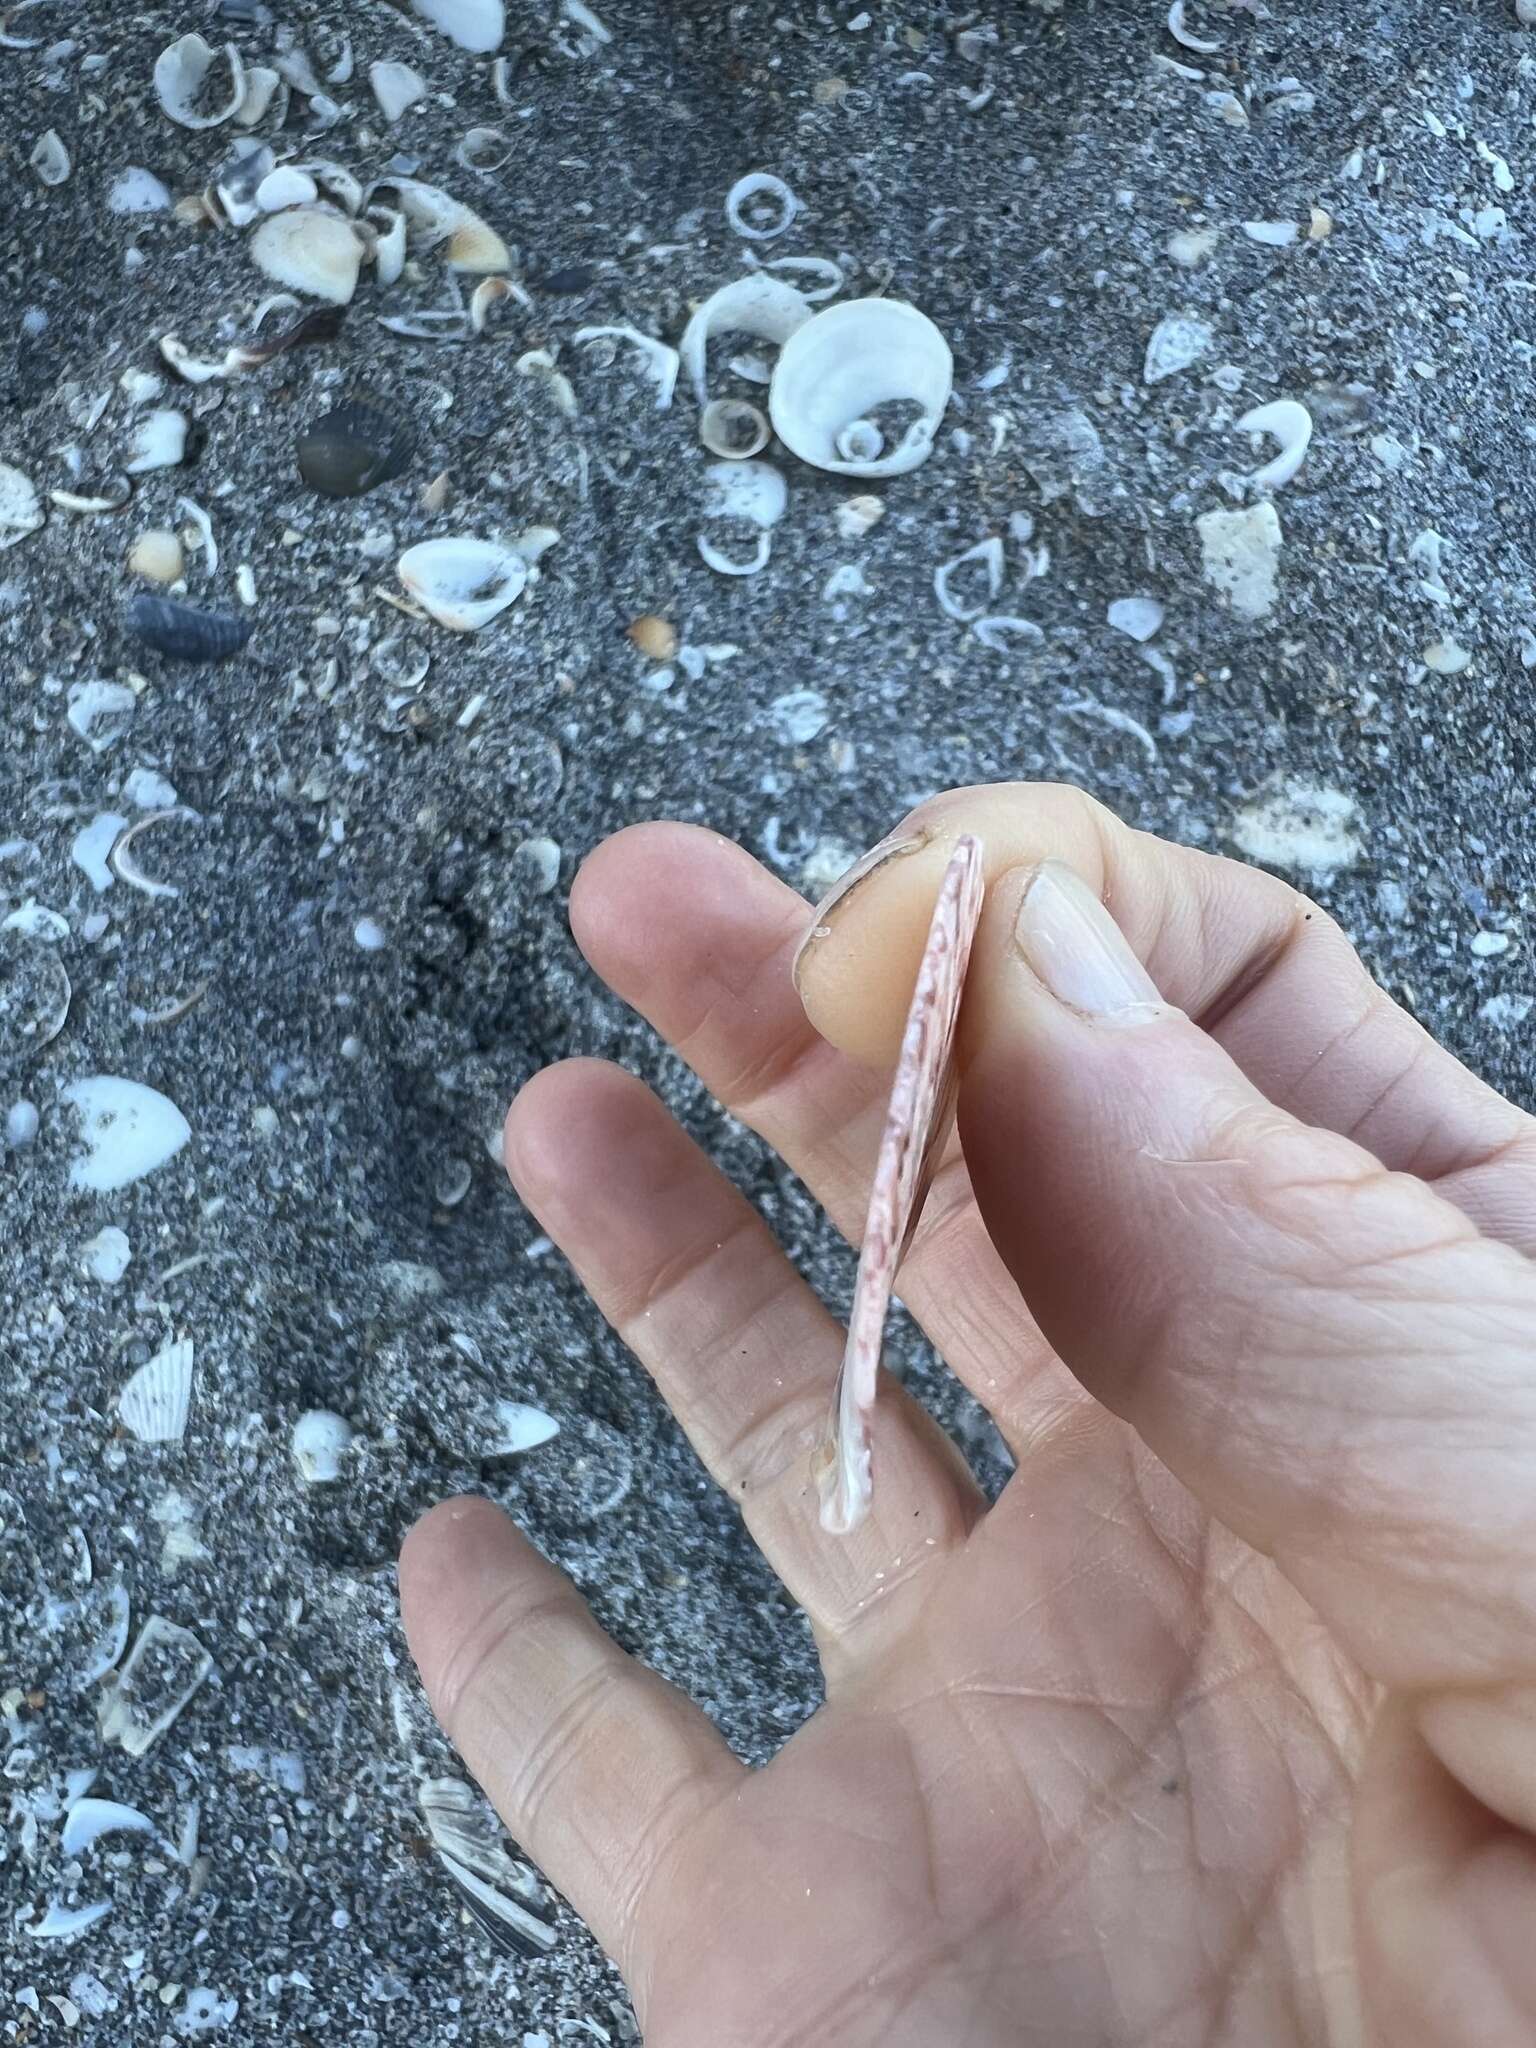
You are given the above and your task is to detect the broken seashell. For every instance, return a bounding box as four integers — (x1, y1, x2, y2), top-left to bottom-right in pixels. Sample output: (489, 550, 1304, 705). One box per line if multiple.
(250, 206, 364, 304)
(1144, 312, 1212, 385)
(769, 297, 952, 478)
(214, 138, 274, 225)
(291, 1409, 355, 1483)
(821, 836, 985, 1534)
(1167, 0, 1222, 52)
(627, 613, 677, 660)
(30, 128, 70, 186)
(1235, 399, 1313, 493)
(109, 166, 171, 214)
(725, 171, 800, 241)
(126, 595, 253, 662)
(573, 324, 679, 407)
(110, 809, 195, 900)
(397, 535, 538, 631)
(99, 1615, 212, 1757)
(65, 1076, 191, 1192)
(933, 536, 1004, 621)
(123, 409, 188, 476)
(67, 680, 136, 749)
(760, 254, 843, 302)
(297, 399, 414, 497)
(119, 1337, 194, 1443)
(835, 493, 884, 539)
(680, 274, 811, 407)
(51, 476, 131, 515)
(61, 1798, 157, 1858)
(0, 462, 44, 548)
(176, 494, 218, 575)
(488, 1400, 560, 1453)
(28, 1900, 112, 1942)
(371, 208, 407, 286)
(154, 34, 247, 130)
(1107, 595, 1165, 640)
(413, 0, 505, 51)
(469, 275, 529, 333)
(370, 60, 427, 123)
(972, 615, 1044, 651)
(458, 125, 511, 172)
(0, 931, 71, 1064)
(234, 63, 282, 126)
(374, 177, 511, 272)
(255, 165, 318, 212)
(81, 1225, 132, 1284)
(700, 395, 770, 459)
(703, 459, 787, 528)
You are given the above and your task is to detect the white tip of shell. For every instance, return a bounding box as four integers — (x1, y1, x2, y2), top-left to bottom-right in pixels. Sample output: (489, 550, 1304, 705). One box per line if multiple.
(769, 297, 952, 478)
(118, 1338, 194, 1444)
(488, 1401, 560, 1454)
(412, 0, 505, 52)
(397, 535, 534, 631)
(154, 34, 246, 130)
(249, 207, 364, 305)
(370, 60, 428, 123)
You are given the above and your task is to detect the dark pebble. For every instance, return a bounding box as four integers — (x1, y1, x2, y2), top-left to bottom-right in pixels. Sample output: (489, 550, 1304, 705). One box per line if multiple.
(296, 399, 415, 498)
(535, 265, 595, 295)
(126, 595, 254, 662)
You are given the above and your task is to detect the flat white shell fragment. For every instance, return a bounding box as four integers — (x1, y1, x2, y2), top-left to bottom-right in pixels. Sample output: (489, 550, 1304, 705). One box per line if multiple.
(291, 1409, 355, 1483)
(98, 1615, 213, 1757)
(0, 462, 44, 548)
(154, 34, 246, 130)
(702, 459, 787, 529)
(413, 0, 505, 51)
(1143, 313, 1212, 384)
(6, 1100, 40, 1147)
(64, 1075, 192, 1192)
(109, 167, 171, 214)
(62, 1797, 157, 1857)
(1243, 219, 1299, 247)
(370, 60, 427, 122)
(123, 409, 188, 475)
(1232, 779, 1361, 877)
(488, 1401, 560, 1454)
(397, 536, 535, 631)
(679, 274, 812, 406)
(256, 166, 318, 212)
(28, 1900, 112, 1941)
(725, 172, 800, 241)
(1108, 596, 1165, 640)
(821, 836, 985, 1535)
(119, 1338, 195, 1444)
(81, 1225, 132, 1284)
(71, 814, 127, 893)
(769, 297, 952, 478)
(67, 681, 136, 749)
(1198, 502, 1283, 620)
(1235, 399, 1313, 493)
(250, 207, 363, 305)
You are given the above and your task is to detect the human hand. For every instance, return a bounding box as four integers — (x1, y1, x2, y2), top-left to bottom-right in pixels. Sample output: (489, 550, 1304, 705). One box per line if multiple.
(401, 783, 1536, 2046)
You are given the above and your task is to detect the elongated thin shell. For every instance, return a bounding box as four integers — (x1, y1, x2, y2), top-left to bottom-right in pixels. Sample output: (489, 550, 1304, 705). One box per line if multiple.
(819, 835, 984, 1535)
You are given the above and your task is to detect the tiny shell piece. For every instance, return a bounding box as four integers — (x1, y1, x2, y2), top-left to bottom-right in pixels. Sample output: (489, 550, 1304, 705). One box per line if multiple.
(412, 0, 505, 51)
(488, 1400, 560, 1453)
(1144, 313, 1212, 385)
(62, 1798, 157, 1857)
(291, 1409, 355, 1483)
(0, 463, 45, 547)
(30, 128, 70, 185)
(725, 171, 800, 241)
(118, 1338, 194, 1444)
(123, 409, 188, 476)
(370, 60, 427, 122)
(129, 529, 185, 584)
(1235, 399, 1313, 494)
(820, 836, 985, 1535)
(627, 613, 677, 660)
(397, 536, 534, 631)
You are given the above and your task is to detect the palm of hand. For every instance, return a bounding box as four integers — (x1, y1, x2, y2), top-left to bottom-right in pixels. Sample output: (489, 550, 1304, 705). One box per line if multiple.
(640, 1432, 1369, 2048)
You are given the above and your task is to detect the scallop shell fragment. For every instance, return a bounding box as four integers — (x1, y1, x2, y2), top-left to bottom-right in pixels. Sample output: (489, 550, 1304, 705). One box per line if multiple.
(819, 835, 985, 1535)
(250, 206, 364, 304)
(118, 1339, 194, 1444)
(769, 297, 952, 479)
(64, 1076, 191, 1192)
(397, 534, 543, 631)
(154, 34, 247, 130)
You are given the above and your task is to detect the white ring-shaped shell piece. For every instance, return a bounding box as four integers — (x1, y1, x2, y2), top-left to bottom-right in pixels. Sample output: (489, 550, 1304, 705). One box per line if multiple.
(725, 171, 800, 241)
(769, 298, 953, 479)
(679, 274, 812, 406)
(110, 809, 197, 900)
(698, 532, 772, 576)
(1235, 399, 1313, 494)
(700, 397, 770, 459)
(154, 34, 246, 130)
(933, 536, 1003, 621)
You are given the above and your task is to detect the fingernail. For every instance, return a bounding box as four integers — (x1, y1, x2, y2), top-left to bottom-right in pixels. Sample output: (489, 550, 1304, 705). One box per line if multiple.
(792, 830, 927, 988)
(1015, 861, 1162, 1016)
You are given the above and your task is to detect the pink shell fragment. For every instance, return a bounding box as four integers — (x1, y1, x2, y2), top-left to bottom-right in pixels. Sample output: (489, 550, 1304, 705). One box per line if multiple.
(819, 834, 985, 1535)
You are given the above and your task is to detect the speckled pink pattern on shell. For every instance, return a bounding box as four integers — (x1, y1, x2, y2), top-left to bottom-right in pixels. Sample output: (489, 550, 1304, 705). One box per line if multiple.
(819, 835, 985, 1535)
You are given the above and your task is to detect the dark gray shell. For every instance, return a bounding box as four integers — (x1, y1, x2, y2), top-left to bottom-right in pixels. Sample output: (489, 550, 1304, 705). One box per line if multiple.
(126, 595, 254, 662)
(296, 399, 414, 498)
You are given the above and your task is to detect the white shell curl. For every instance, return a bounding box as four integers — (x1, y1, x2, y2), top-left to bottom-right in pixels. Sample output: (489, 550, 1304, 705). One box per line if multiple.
(680, 274, 812, 406)
(768, 298, 952, 478)
(700, 396, 770, 459)
(1235, 399, 1313, 494)
(154, 35, 246, 130)
(398, 532, 553, 631)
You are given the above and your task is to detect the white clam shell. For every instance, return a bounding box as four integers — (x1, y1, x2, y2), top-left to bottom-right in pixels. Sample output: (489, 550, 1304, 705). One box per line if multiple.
(64, 1075, 191, 1192)
(398, 535, 537, 631)
(154, 34, 246, 130)
(118, 1338, 194, 1444)
(0, 462, 43, 548)
(680, 274, 811, 407)
(768, 298, 952, 479)
(249, 207, 364, 304)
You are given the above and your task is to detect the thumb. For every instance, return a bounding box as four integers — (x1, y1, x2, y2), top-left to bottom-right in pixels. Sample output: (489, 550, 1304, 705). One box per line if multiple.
(959, 860, 1536, 1703)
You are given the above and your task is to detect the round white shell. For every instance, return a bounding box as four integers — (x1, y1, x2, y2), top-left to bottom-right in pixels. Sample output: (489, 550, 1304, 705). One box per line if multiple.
(700, 397, 770, 459)
(397, 537, 530, 632)
(768, 298, 953, 479)
(249, 207, 364, 305)
(154, 34, 246, 130)
(291, 1409, 355, 1484)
